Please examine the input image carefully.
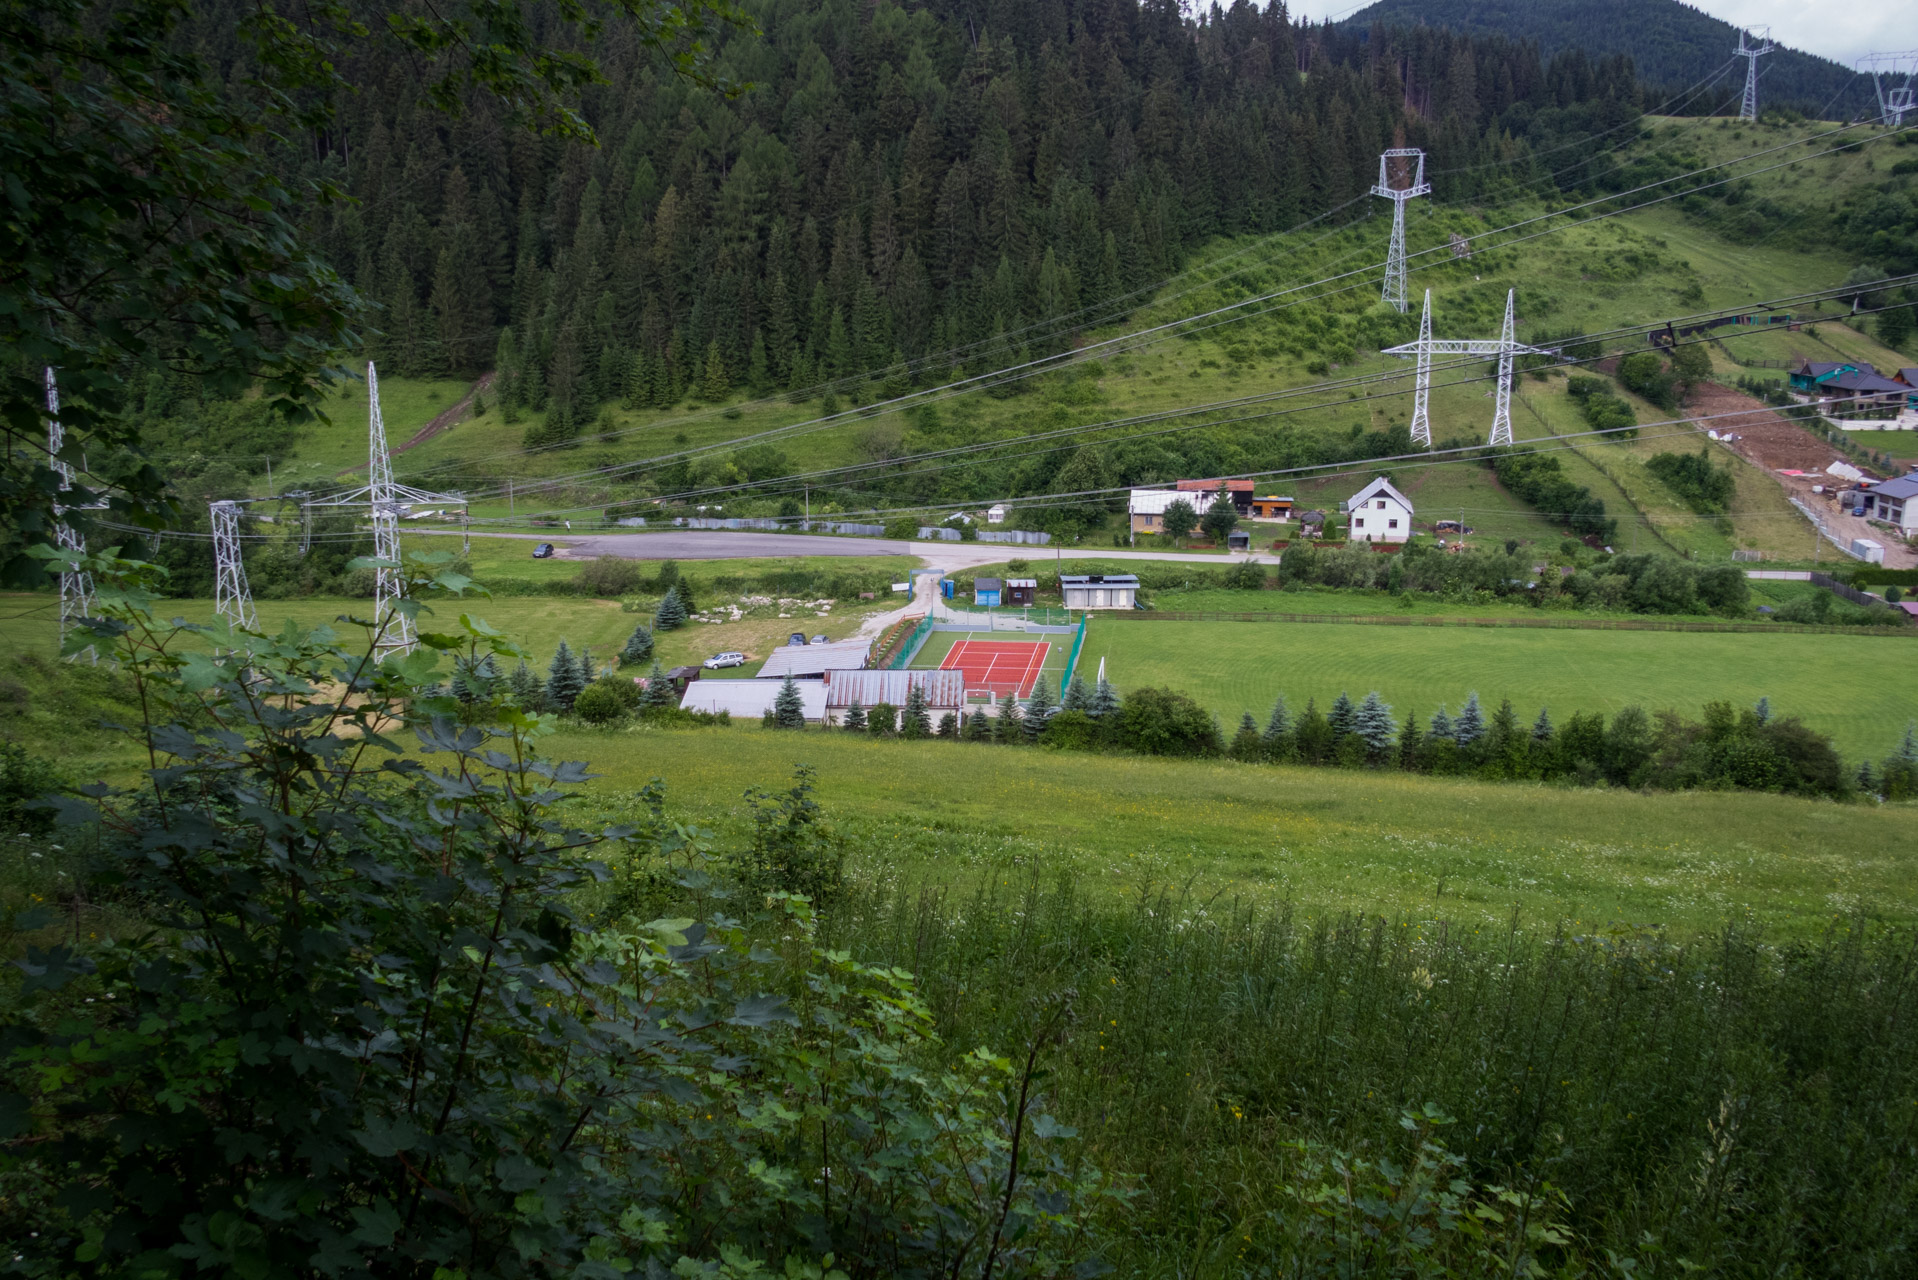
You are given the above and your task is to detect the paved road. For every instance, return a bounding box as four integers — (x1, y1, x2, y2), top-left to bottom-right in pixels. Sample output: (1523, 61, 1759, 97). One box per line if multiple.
(434, 528, 1281, 568)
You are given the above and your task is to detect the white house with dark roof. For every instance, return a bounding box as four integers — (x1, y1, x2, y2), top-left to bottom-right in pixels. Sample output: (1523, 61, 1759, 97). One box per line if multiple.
(1864, 472, 1918, 534)
(1343, 476, 1414, 544)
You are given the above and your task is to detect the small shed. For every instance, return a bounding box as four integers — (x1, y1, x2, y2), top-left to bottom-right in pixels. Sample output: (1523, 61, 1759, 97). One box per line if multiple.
(1299, 510, 1327, 536)
(987, 503, 1009, 524)
(1059, 573, 1140, 610)
(1248, 495, 1294, 521)
(680, 679, 826, 722)
(1004, 577, 1037, 606)
(974, 576, 1003, 607)
(1226, 531, 1251, 551)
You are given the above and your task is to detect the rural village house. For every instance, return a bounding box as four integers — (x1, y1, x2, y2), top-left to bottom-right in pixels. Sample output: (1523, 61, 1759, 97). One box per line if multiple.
(1344, 477, 1415, 544)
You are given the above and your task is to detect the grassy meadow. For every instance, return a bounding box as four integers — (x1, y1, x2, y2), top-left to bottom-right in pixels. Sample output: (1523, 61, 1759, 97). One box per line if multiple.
(1078, 615, 1917, 761)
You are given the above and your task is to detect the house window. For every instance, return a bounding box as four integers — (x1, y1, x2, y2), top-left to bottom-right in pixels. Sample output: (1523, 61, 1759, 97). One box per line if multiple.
(1389, 519, 1399, 529)
(1376, 500, 1386, 509)
(1355, 518, 1365, 528)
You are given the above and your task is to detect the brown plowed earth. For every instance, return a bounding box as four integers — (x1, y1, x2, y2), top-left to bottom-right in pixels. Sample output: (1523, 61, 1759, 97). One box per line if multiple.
(334, 372, 495, 477)
(1690, 382, 1916, 568)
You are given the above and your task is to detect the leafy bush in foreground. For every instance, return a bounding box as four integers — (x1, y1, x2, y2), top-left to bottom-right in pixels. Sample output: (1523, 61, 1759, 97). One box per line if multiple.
(0, 550, 1112, 1279)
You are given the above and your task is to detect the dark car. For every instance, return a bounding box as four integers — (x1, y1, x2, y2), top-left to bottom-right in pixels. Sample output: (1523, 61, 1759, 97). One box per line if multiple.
(787, 633, 807, 646)
(532, 542, 555, 559)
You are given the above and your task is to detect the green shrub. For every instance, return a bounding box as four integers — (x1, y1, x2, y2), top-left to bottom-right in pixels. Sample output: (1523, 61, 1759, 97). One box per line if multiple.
(574, 555, 643, 596)
(0, 740, 65, 835)
(572, 681, 629, 725)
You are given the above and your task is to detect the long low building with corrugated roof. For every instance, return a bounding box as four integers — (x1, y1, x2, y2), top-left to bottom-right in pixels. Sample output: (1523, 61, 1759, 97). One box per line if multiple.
(824, 669, 965, 714)
(679, 678, 827, 721)
(754, 638, 872, 679)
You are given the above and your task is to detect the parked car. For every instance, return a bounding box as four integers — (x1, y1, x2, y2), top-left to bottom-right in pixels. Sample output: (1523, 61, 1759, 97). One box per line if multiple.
(787, 633, 807, 646)
(702, 652, 747, 670)
(532, 542, 555, 559)
(810, 634, 829, 645)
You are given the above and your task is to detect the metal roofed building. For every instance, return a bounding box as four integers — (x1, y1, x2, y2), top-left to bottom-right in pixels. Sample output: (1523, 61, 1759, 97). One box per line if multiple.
(754, 638, 871, 679)
(825, 669, 966, 715)
(974, 576, 1003, 607)
(1059, 573, 1140, 610)
(1863, 472, 1918, 533)
(680, 679, 827, 721)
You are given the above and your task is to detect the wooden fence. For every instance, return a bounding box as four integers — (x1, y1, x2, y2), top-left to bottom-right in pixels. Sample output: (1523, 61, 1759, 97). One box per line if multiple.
(1103, 610, 1914, 637)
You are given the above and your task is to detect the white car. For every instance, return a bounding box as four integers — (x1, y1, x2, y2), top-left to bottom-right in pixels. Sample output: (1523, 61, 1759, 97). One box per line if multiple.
(702, 651, 747, 670)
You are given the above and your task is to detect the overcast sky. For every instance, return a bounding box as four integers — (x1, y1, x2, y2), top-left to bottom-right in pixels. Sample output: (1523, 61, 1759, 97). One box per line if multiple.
(1284, 2, 1905, 68)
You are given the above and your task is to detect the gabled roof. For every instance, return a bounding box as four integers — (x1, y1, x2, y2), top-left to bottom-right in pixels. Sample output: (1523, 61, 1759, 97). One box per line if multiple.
(1349, 476, 1414, 510)
(1176, 478, 1253, 493)
(1897, 368, 1918, 387)
(1127, 489, 1195, 515)
(974, 576, 1003, 590)
(1870, 473, 1918, 500)
(1821, 370, 1908, 395)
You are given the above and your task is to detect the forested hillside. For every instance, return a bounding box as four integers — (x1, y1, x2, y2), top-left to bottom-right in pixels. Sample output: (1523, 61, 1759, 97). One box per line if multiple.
(1344, 0, 1868, 116)
(274, 0, 1640, 444)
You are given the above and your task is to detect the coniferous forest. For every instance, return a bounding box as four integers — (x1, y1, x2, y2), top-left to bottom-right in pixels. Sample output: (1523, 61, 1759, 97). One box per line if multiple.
(293, 0, 1641, 440)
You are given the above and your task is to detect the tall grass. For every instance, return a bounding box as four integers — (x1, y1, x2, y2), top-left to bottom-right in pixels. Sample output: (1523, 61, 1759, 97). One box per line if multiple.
(826, 876, 1918, 1275)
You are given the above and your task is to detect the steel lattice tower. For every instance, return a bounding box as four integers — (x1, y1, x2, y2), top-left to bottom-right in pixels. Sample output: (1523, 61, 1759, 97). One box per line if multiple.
(1383, 290, 1557, 448)
(1371, 149, 1431, 314)
(45, 369, 97, 661)
(1859, 52, 1918, 127)
(210, 500, 258, 631)
(366, 362, 415, 660)
(1736, 29, 1773, 121)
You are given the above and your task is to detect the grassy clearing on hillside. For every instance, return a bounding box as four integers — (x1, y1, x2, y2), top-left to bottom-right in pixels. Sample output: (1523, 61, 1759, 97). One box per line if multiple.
(562, 724, 1914, 936)
(1080, 617, 1914, 761)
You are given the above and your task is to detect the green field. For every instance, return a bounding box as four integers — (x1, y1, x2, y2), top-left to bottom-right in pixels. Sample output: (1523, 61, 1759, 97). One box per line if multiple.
(1077, 616, 1916, 761)
(557, 723, 1915, 936)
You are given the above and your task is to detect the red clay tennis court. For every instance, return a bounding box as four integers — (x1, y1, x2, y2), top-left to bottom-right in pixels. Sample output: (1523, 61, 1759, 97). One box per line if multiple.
(940, 639, 1051, 699)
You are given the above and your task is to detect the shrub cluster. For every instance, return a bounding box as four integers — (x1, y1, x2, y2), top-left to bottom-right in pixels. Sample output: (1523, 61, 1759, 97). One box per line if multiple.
(1647, 447, 1737, 514)
(1492, 449, 1617, 540)
(1566, 373, 1639, 437)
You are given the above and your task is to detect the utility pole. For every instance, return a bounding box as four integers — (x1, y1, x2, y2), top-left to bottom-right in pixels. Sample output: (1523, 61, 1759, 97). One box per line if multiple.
(1736, 28, 1773, 121)
(1383, 290, 1554, 448)
(210, 500, 259, 630)
(1370, 149, 1431, 314)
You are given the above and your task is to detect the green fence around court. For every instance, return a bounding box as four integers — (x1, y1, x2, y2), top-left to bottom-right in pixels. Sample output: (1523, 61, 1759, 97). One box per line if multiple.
(1104, 610, 1918, 637)
(1061, 614, 1089, 689)
(886, 614, 937, 669)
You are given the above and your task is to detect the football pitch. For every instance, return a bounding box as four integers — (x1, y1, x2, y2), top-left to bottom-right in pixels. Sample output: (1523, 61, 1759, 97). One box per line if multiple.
(1078, 617, 1918, 762)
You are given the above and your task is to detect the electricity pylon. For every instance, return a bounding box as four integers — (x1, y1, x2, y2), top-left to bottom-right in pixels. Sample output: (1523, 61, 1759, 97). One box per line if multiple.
(1736, 28, 1773, 121)
(210, 500, 259, 631)
(1382, 290, 1557, 448)
(1371, 148, 1430, 314)
(1858, 52, 1918, 127)
(45, 369, 97, 661)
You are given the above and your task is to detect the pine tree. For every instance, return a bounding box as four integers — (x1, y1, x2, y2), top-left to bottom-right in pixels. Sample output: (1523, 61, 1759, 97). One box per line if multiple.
(1397, 710, 1424, 770)
(773, 674, 806, 728)
(508, 658, 543, 710)
(621, 623, 655, 665)
(901, 682, 932, 739)
(1022, 676, 1055, 741)
(1531, 706, 1555, 742)
(1328, 691, 1357, 739)
(1753, 696, 1772, 725)
(700, 338, 730, 401)
(1229, 711, 1262, 761)
(638, 659, 676, 710)
(545, 641, 585, 712)
(993, 691, 1022, 743)
(963, 708, 992, 742)
(842, 700, 867, 732)
(1061, 675, 1091, 713)
(1088, 677, 1119, 720)
(936, 711, 959, 738)
(1355, 691, 1396, 758)
(653, 586, 688, 631)
(1454, 692, 1485, 745)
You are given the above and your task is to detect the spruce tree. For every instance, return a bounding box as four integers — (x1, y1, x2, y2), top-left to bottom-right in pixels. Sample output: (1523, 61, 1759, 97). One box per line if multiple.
(1355, 691, 1396, 758)
(700, 339, 730, 401)
(508, 659, 543, 711)
(1429, 705, 1453, 739)
(1531, 706, 1555, 743)
(1754, 696, 1772, 725)
(1229, 711, 1262, 761)
(621, 623, 655, 665)
(1454, 692, 1485, 745)
(901, 683, 932, 739)
(936, 711, 959, 738)
(545, 641, 585, 712)
(963, 708, 992, 742)
(1328, 691, 1357, 739)
(638, 660, 676, 710)
(1398, 711, 1424, 770)
(842, 700, 867, 732)
(653, 586, 688, 631)
(1022, 676, 1055, 741)
(578, 650, 596, 685)
(772, 674, 806, 728)
(1088, 677, 1120, 720)
(993, 691, 1022, 743)
(1061, 675, 1091, 713)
